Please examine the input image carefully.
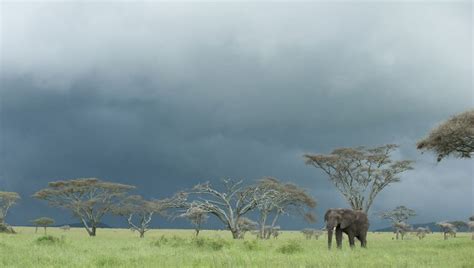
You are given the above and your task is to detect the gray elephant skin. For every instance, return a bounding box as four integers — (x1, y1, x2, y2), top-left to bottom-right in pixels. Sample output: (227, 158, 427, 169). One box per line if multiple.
(324, 208, 369, 249)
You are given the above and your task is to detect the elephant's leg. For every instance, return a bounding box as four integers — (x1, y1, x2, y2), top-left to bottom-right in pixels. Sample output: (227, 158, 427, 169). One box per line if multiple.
(359, 232, 367, 248)
(348, 233, 355, 248)
(335, 228, 343, 249)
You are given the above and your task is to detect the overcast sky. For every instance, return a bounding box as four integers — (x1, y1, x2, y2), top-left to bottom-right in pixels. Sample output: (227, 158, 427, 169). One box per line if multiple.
(0, 1, 472, 229)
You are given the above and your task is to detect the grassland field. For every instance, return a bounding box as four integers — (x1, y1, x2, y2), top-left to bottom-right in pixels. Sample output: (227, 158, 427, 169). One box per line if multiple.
(0, 227, 473, 268)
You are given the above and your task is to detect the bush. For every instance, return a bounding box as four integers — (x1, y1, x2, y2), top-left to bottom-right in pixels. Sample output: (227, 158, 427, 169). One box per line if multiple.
(207, 239, 227, 250)
(243, 240, 260, 251)
(277, 240, 303, 254)
(35, 235, 63, 245)
(192, 237, 227, 251)
(168, 235, 186, 248)
(152, 235, 168, 247)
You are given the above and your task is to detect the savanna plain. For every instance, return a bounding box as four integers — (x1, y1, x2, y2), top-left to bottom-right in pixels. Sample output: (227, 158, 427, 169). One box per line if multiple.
(1, 227, 473, 268)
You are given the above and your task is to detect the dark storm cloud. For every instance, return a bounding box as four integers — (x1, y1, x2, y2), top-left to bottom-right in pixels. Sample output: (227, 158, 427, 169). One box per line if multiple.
(0, 2, 472, 228)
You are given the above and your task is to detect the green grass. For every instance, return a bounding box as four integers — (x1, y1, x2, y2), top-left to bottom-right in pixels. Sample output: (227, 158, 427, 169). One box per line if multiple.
(1, 227, 473, 267)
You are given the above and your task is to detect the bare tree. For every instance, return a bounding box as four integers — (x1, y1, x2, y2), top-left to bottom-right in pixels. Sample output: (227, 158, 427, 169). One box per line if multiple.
(33, 178, 135, 236)
(304, 144, 413, 212)
(184, 179, 259, 239)
(178, 202, 209, 237)
(0, 191, 20, 233)
(254, 177, 316, 239)
(417, 109, 474, 161)
(114, 194, 185, 238)
(380, 206, 416, 240)
(31, 217, 55, 235)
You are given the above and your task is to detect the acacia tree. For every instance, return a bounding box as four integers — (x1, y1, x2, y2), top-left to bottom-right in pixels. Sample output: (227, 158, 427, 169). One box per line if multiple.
(304, 144, 413, 212)
(114, 194, 187, 238)
(179, 202, 209, 237)
(417, 109, 474, 162)
(33, 178, 134, 236)
(448, 221, 468, 232)
(0, 191, 20, 225)
(184, 179, 259, 239)
(380, 205, 416, 240)
(254, 177, 316, 239)
(468, 216, 474, 240)
(32, 217, 55, 235)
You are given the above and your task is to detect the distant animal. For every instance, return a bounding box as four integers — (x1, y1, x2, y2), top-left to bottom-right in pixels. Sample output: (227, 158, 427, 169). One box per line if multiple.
(59, 225, 71, 231)
(393, 222, 412, 240)
(324, 208, 369, 249)
(261, 225, 280, 239)
(415, 227, 431, 240)
(468, 217, 474, 240)
(436, 222, 456, 240)
(301, 228, 323, 240)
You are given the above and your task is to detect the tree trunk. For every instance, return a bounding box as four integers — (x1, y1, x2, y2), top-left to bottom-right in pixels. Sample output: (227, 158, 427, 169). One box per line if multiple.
(35, 226, 38, 233)
(259, 213, 267, 239)
(230, 228, 241, 239)
(44, 227, 47, 235)
(89, 226, 97, 237)
(139, 231, 145, 238)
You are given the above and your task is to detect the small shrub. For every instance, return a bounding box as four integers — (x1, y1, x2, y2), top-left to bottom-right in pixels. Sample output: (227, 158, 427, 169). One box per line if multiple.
(95, 256, 120, 267)
(168, 235, 186, 248)
(243, 240, 260, 251)
(192, 237, 227, 251)
(152, 235, 168, 247)
(194, 237, 206, 248)
(277, 240, 303, 254)
(35, 235, 63, 245)
(207, 239, 226, 250)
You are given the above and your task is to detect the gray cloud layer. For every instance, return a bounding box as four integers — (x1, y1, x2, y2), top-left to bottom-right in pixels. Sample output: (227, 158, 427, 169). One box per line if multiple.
(0, 2, 472, 229)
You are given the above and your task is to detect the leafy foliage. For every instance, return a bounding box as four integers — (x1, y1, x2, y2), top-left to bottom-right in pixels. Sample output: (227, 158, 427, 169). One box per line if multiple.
(305, 144, 413, 212)
(0, 191, 20, 225)
(33, 178, 135, 236)
(417, 109, 474, 161)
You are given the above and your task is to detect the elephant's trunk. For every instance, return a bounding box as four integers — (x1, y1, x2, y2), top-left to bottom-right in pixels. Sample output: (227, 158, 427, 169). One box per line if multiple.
(327, 226, 334, 249)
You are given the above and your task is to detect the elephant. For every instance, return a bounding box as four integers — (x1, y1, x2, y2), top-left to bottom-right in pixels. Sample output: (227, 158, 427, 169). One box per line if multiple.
(324, 208, 369, 249)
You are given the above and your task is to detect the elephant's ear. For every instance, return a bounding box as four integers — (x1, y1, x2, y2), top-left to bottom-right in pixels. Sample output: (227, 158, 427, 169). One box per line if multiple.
(340, 212, 354, 229)
(324, 210, 332, 222)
